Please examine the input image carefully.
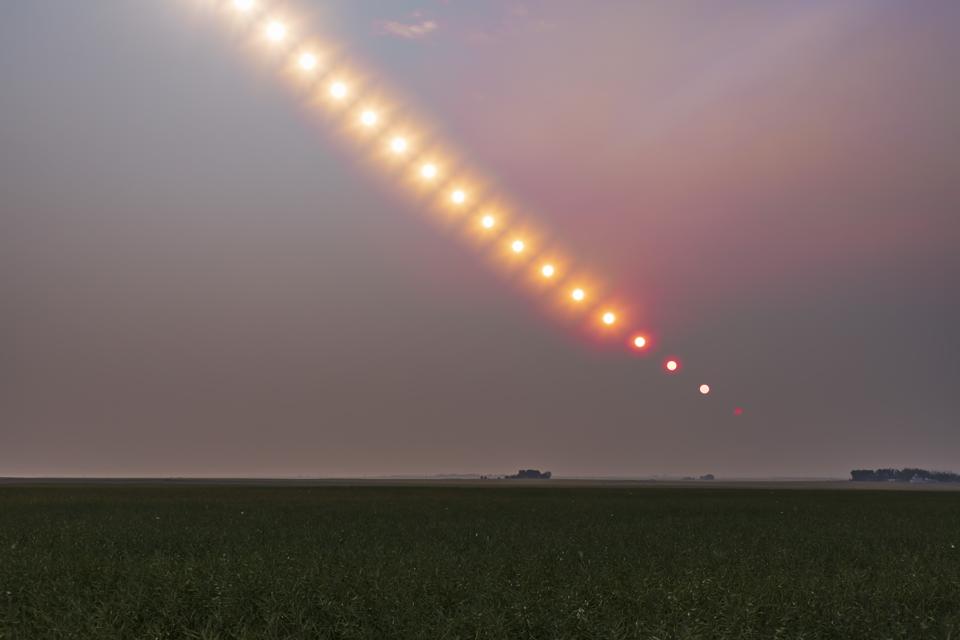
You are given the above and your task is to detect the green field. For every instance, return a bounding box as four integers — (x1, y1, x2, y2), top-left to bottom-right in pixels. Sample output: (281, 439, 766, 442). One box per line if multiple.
(1, 484, 958, 639)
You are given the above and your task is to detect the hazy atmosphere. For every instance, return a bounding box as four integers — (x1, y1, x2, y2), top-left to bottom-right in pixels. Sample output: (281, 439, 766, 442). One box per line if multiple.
(2, 0, 958, 478)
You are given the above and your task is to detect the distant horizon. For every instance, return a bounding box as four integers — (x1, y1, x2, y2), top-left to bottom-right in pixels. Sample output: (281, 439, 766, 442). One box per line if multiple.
(8, 465, 960, 481)
(0, 472, 925, 481)
(3, 465, 954, 482)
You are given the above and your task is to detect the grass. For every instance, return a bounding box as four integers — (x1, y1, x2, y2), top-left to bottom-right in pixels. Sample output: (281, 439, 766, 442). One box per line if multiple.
(1, 484, 958, 639)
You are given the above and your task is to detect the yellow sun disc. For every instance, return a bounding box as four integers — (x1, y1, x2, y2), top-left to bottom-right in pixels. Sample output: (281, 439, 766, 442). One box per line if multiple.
(265, 21, 287, 43)
(330, 82, 348, 100)
(298, 53, 317, 71)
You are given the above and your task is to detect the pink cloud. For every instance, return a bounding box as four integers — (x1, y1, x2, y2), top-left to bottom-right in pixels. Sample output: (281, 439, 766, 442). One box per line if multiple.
(380, 19, 438, 40)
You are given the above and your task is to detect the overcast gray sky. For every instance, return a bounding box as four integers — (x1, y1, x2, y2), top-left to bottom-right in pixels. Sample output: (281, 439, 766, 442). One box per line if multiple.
(2, 1, 958, 477)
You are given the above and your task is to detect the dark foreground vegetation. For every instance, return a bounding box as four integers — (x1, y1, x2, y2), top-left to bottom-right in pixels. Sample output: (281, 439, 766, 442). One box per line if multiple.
(1, 484, 958, 639)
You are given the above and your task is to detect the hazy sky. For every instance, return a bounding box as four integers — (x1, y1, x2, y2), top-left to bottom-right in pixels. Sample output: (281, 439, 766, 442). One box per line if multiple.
(2, 1, 958, 478)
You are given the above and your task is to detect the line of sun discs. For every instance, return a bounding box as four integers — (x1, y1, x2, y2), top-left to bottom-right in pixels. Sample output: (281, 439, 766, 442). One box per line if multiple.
(224, 0, 721, 401)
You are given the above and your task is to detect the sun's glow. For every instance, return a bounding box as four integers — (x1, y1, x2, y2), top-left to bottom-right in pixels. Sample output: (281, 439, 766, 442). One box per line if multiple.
(205, 3, 735, 414)
(298, 52, 317, 71)
(265, 20, 287, 43)
(329, 81, 348, 100)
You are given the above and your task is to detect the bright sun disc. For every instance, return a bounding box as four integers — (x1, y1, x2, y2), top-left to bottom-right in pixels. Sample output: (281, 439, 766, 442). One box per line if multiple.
(602, 311, 616, 326)
(632, 335, 647, 349)
(481, 215, 495, 229)
(330, 82, 348, 99)
(390, 137, 408, 154)
(360, 110, 378, 127)
(233, 0, 254, 12)
(571, 288, 585, 302)
(541, 264, 555, 278)
(511, 239, 525, 253)
(420, 163, 438, 180)
(451, 190, 467, 204)
(699, 384, 711, 395)
(298, 53, 317, 71)
(665, 359, 679, 372)
(265, 20, 287, 43)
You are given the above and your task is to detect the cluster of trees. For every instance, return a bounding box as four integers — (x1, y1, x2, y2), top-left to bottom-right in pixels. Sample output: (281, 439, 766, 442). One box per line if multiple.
(506, 469, 552, 480)
(851, 468, 960, 483)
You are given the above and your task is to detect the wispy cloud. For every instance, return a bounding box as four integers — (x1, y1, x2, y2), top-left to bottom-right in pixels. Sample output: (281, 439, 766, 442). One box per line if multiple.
(380, 19, 438, 40)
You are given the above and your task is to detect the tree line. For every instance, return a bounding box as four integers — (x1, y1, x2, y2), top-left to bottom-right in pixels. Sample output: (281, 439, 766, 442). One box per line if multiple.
(850, 468, 960, 483)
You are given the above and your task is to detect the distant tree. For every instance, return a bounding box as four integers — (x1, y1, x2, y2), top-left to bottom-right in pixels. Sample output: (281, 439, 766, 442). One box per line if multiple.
(506, 469, 551, 480)
(850, 468, 960, 483)
(877, 468, 898, 481)
(931, 470, 960, 482)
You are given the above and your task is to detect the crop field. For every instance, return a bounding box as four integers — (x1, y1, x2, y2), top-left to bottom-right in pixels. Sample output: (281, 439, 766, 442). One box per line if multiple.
(1, 483, 958, 639)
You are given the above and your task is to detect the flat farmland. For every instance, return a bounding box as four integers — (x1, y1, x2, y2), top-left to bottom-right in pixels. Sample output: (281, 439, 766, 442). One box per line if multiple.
(1, 483, 958, 639)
